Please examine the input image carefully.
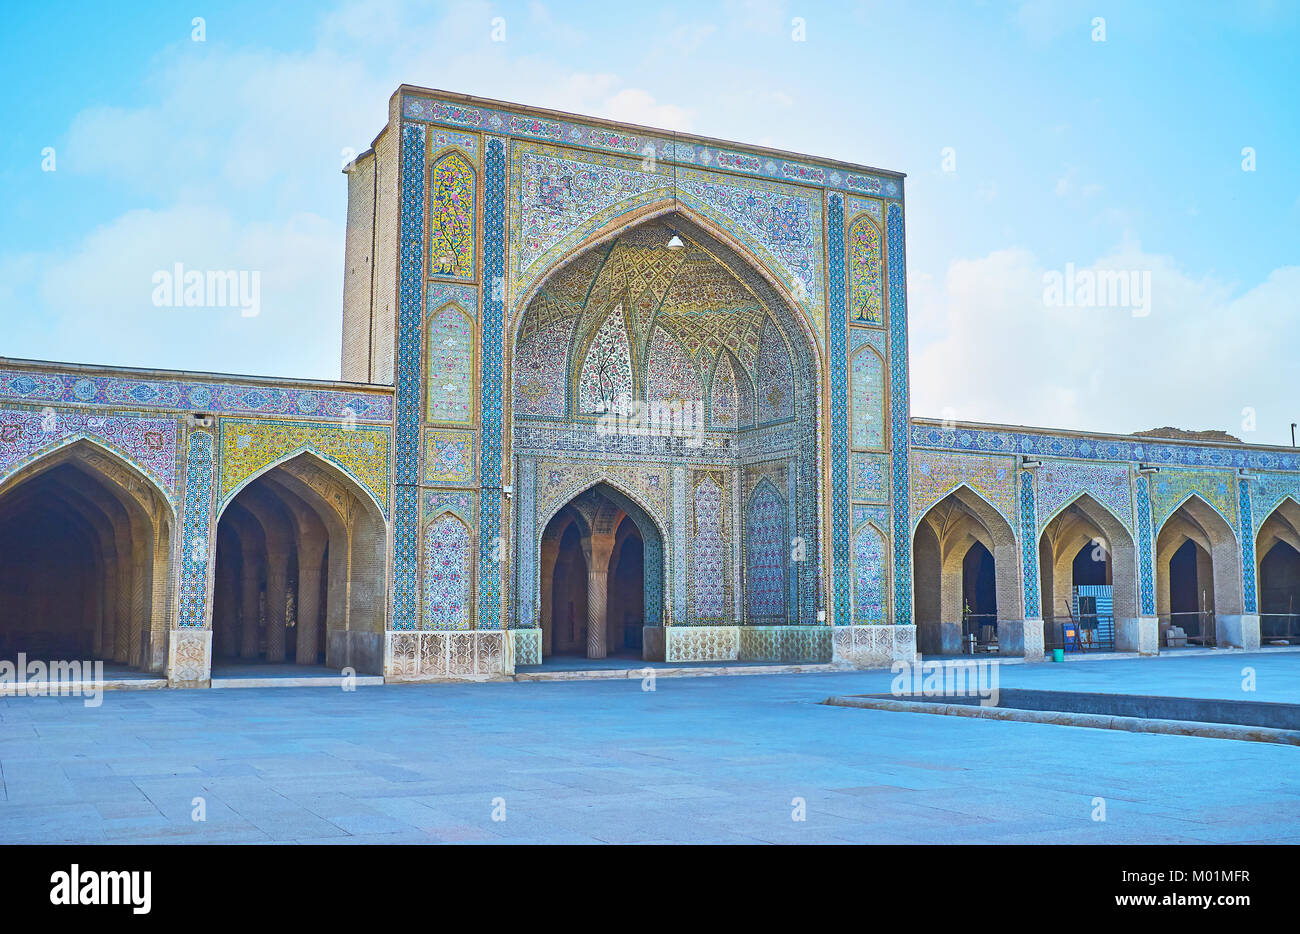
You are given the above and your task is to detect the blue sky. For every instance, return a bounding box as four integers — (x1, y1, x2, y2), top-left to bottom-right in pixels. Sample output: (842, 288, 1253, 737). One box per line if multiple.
(1, 0, 1297, 442)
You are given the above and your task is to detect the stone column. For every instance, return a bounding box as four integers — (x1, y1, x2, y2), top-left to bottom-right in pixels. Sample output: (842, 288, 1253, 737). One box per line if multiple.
(539, 536, 560, 657)
(240, 539, 261, 659)
(583, 533, 616, 659)
(215, 560, 239, 658)
(264, 549, 289, 663)
(295, 545, 325, 665)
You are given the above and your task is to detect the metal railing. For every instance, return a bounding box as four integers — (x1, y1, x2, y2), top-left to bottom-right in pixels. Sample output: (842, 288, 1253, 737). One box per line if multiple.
(962, 613, 999, 653)
(1159, 611, 1216, 648)
(1259, 613, 1300, 645)
(1043, 614, 1115, 653)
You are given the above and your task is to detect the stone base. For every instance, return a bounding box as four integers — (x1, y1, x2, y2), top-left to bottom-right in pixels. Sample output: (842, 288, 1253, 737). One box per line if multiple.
(1116, 616, 1159, 655)
(642, 626, 665, 662)
(665, 626, 739, 662)
(384, 630, 512, 681)
(327, 630, 385, 676)
(832, 625, 917, 669)
(167, 628, 212, 688)
(1215, 615, 1261, 650)
(738, 626, 833, 663)
(999, 619, 1044, 661)
(511, 628, 542, 666)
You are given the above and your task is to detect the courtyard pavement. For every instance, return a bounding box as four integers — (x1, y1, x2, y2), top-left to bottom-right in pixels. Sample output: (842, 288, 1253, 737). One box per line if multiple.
(1, 652, 1297, 844)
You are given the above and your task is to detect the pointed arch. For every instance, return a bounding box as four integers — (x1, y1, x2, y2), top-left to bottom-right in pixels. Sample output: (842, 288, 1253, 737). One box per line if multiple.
(0, 433, 176, 522)
(1038, 491, 1138, 621)
(1155, 491, 1243, 619)
(510, 198, 825, 380)
(217, 444, 387, 525)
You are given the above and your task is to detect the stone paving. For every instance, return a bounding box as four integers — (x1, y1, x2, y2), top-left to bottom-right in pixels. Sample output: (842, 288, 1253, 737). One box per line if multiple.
(1, 652, 1298, 844)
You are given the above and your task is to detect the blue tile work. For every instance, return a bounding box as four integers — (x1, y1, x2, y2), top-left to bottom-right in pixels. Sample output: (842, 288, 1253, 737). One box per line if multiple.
(887, 203, 911, 626)
(392, 122, 426, 630)
(0, 367, 393, 422)
(479, 137, 506, 629)
(1136, 474, 1156, 615)
(827, 193, 851, 624)
(1239, 478, 1257, 614)
(178, 431, 215, 628)
(912, 423, 1300, 472)
(1018, 470, 1039, 618)
(402, 93, 903, 202)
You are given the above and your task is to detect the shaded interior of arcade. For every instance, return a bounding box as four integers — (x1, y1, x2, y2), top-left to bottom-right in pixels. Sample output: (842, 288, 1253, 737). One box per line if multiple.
(209, 453, 388, 674)
(0, 440, 173, 673)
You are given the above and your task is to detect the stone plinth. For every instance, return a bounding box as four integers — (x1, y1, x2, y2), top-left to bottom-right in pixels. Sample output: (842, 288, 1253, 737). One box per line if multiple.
(665, 626, 739, 662)
(738, 626, 833, 663)
(1216, 615, 1261, 650)
(832, 625, 917, 668)
(999, 619, 1045, 661)
(167, 628, 212, 688)
(511, 628, 542, 666)
(1115, 616, 1159, 655)
(384, 630, 512, 681)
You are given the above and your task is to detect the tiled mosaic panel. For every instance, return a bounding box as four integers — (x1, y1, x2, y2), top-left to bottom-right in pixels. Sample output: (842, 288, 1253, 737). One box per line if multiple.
(1035, 459, 1134, 533)
(911, 422, 1300, 472)
(577, 307, 635, 414)
(755, 319, 795, 425)
(177, 431, 215, 628)
(1135, 474, 1156, 615)
(737, 626, 832, 662)
(910, 450, 1017, 530)
(887, 204, 911, 626)
(0, 367, 392, 422)
(852, 523, 886, 624)
(852, 452, 889, 504)
(218, 419, 390, 515)
(645, 326, 703, 407)
(425, 303, 475, 425)
(422, 513, 472, 630)
(409, 92, 901, 204)
(428, 149, 475, 280)
(422, 428, 474, 484)
(828, 193, 851, 625)
(744, 480, 786, 620)
(692, 477, 726, 619)
(665, 626, 740, 662)
(707, 353, 741, 429)
(1019, 470, 1039, 618)
(0, 407, 179, 496)
(850, 346, 884, 450)
(847, 213, 883, 325)
(1249, 471, 1300, 533)
(1150, 468, 1238, 532)
(479, 137, 507, 629)
(511, 627, 542, 666)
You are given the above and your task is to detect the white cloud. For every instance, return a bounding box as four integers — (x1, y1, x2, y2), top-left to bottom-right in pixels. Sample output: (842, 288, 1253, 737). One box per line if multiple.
(910, 240, 1300, 446)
